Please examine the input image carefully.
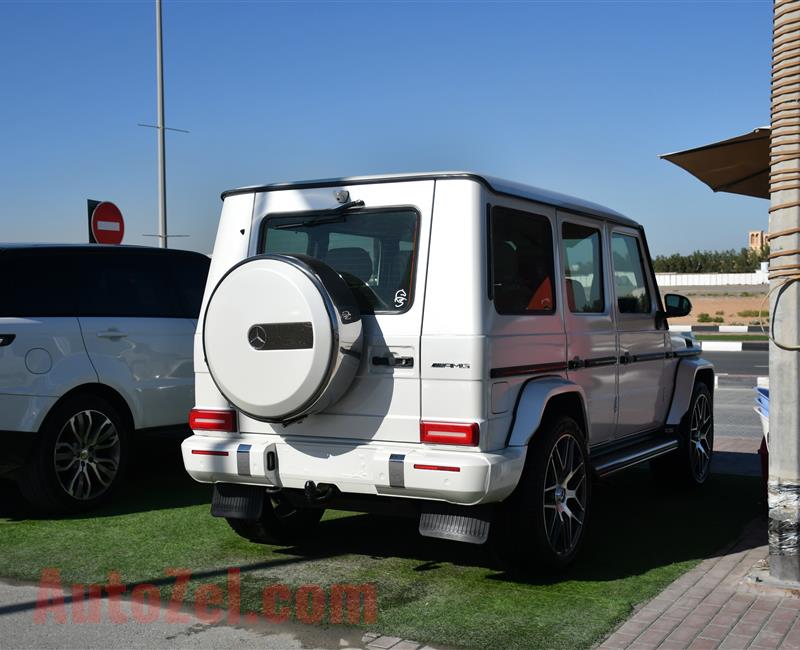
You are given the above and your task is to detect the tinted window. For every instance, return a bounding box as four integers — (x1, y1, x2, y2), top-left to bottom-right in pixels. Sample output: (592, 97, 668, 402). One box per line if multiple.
(260, 209, 418, 313)
(562, 223, 605, 313)
(490, 206, 555, 314)
(611, 233, 652, 314)
(170, 255, 210, 318)
(79, 252, 181, 318)
(0, 251, 78, 317)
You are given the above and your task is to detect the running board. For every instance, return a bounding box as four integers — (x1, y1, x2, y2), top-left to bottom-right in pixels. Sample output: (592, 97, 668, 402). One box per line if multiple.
(591, 436, 680, 478)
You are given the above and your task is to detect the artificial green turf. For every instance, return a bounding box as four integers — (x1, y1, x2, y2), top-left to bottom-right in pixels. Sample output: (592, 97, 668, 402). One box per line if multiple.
(0, 441, 761, 650)
(695, 334, 768, 341)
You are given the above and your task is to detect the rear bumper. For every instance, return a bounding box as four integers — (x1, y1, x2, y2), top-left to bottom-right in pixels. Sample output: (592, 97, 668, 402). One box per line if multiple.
(181, 434, 526, 506)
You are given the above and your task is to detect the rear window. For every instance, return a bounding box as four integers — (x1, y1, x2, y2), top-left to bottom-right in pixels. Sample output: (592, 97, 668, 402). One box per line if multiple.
(170, 255, 211, 318)
(259, 209, 419, 314)
(79, 251, 209, 318)
(0, 251, 79, 317)
(0, 249, 209, 319)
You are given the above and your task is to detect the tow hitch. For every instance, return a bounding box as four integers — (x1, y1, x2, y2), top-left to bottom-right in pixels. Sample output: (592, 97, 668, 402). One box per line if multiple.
(304, 480, 335, 504)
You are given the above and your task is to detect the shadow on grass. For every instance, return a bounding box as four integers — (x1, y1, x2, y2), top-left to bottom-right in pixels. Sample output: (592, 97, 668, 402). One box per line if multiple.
(2, 435, 763, 587)
(276, 469, 764, 584)
(0, 432, 211, 521)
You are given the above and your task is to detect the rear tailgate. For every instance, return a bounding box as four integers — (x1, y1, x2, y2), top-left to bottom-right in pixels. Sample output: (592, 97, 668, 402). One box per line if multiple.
(221, 180, 435, 444)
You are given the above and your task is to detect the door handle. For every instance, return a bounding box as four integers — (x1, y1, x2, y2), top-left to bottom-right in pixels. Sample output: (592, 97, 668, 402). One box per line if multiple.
(619, 351, 632, 365)
(568, 356, 585, 370)
(372, 355, 414, 368)
(97, 330, 129, 339)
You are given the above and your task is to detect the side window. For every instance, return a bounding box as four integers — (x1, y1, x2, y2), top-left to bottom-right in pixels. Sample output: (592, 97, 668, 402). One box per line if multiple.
(79, 253, 179, 318)
(0, 252, 78, 317)
(611, 233, 652, 314)
(561, 223, 605, 313)
(490, 206, 555, 314)
(171, 255, 210, 318)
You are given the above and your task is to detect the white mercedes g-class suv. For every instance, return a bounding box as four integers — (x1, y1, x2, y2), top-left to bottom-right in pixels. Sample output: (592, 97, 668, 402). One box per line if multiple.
(183, 172, 713, 572)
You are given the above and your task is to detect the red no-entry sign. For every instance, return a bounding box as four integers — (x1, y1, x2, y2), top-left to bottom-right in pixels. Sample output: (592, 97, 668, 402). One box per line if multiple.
(88, 201, 125, 245)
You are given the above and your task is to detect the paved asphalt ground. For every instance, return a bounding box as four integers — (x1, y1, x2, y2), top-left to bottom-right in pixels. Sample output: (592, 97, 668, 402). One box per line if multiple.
(704, 350, 767, 441)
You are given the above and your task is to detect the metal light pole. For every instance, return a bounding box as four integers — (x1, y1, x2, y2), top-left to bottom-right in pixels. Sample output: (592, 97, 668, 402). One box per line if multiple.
(156, 0, 167, 248)
(768, 0, 800, 581)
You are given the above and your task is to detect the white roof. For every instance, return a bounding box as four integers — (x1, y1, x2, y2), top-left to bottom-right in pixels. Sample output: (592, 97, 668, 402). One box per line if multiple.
(221, 171, 638, 227)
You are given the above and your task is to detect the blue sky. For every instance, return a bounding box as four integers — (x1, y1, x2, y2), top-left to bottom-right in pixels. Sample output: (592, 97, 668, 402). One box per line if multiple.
(0, 0, 771, 255)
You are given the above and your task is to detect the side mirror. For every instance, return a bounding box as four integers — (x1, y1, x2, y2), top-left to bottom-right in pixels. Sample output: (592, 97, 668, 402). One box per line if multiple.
(664, 293, 692, 318)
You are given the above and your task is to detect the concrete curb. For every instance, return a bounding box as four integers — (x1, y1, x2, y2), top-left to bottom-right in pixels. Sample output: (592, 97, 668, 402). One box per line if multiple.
(671, 325, 765, 333)
(701, 341, 769, 352)
(715, 374, 763, 388)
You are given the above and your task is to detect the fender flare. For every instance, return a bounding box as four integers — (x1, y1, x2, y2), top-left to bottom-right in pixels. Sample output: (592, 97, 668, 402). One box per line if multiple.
(666, 357, 715, 427)
(506, 376, 589, 447)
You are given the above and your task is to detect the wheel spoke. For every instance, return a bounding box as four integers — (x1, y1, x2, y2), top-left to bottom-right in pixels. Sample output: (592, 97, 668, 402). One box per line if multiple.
(66, 465, 83, 497)
(564, 462, 584, 486)
(564, 438, 575, 476)
(550, 512, 563, 549)
(554, 445, 566, 476)
(94, 432, 119, 451)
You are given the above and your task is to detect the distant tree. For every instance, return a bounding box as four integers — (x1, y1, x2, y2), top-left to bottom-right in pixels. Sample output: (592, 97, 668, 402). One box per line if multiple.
(653, 247, 769, 273)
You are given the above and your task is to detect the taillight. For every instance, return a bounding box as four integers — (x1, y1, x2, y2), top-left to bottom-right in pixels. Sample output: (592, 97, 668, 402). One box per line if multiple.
(420, 421, 479, 446)
(189, 408, 237, 432)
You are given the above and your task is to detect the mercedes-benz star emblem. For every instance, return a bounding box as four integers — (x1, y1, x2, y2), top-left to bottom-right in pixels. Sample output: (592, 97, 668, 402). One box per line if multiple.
(248, 325, 268, 350)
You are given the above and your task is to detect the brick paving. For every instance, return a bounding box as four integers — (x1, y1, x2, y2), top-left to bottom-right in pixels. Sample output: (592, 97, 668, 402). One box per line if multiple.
(598, 436, 800, 650)
(362, 632, 439, 649)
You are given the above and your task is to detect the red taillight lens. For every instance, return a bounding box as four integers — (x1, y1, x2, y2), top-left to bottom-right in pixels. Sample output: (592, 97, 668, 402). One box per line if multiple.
(191, 449, 229, 456)
(413, 464, 461, 472)
(189, 408, 237, 432)
(420, 421, 479, 446)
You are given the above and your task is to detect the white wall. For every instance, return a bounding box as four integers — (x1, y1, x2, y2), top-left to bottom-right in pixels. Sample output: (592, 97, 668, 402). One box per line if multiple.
(655, 263, 768, 287)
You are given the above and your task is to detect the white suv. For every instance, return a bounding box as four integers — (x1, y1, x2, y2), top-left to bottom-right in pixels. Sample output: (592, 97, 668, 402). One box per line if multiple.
(0, 244, 209, 512)
(183, 173, 713, 572)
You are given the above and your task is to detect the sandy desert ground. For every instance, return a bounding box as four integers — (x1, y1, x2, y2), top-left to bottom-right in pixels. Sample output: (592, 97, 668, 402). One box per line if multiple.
(659, 285, 769, 326)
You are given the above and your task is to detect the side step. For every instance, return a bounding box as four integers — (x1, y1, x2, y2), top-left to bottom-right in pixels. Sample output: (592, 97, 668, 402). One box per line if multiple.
(418, 503, 493, 545)
(591, 435, 680, 479)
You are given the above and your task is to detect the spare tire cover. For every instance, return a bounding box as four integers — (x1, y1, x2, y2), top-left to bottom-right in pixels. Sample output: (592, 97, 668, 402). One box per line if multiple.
(203, 254, 362, 423)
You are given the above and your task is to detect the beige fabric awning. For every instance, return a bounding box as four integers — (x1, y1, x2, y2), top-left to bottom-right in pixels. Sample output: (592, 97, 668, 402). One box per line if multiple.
(660, 127, 770, 199)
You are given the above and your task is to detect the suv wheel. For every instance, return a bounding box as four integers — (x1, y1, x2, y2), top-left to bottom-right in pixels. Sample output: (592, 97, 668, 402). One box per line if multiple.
(651, 381, 714, 487)
(18, 394, 128, 513)
(494, 415, 591, 573)
(226, 493, 324, 545)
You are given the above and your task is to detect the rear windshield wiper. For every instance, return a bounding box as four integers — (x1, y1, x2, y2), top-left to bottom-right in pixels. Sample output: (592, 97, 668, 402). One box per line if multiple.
(272, 200, 365, 230)
(273, 214, 347, 230)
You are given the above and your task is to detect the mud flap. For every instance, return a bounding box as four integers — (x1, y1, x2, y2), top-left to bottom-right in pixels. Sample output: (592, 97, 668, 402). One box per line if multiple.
(211, 483, 264, 520)
(418, 503, 493, 545)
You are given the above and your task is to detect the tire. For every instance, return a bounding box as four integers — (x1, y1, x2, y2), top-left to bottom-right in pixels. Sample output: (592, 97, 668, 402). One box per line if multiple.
(17, 394, 129, 514)
(226, 492, 324, 545)
(494, 415, 591, 574)
(650, 382, 714, 487)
